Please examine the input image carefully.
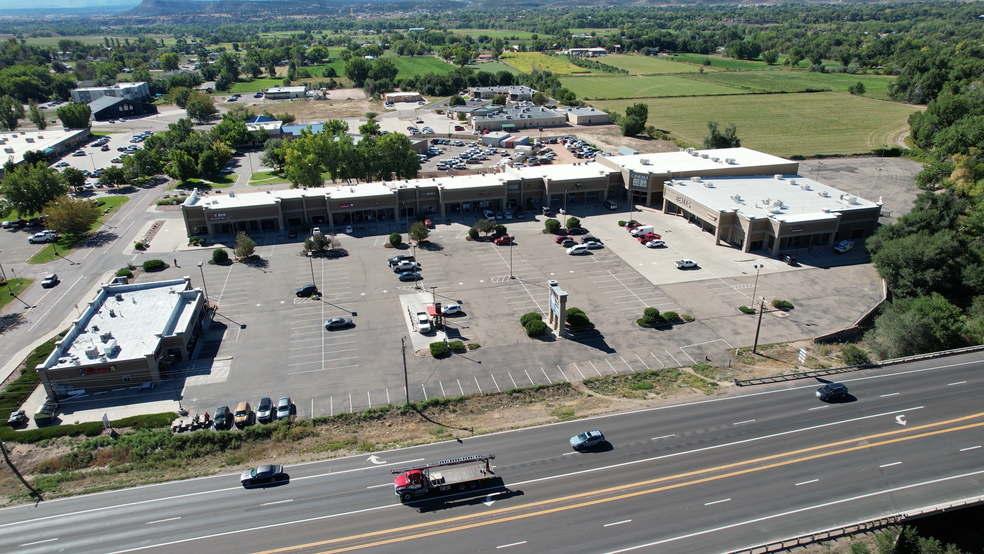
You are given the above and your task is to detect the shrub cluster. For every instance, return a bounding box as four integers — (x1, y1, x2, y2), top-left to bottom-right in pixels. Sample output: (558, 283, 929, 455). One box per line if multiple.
(566, 307, 590, 328)
(142, 259, 166, 272)
(212, 248, 229, 264)
(188, 237, 207, 246)
(738, 306, 756, 314)
(771, 299, 794, 310)
(115, 268, 133, 278)
(134, 241, 146, 250)
(389, 232, 402, 247)
(1, 412, 175, 443)
(468, 227, 479, 240)
(520, 312, 547, 336)
(841, 344, 871, 366)
(430, 342, 447, 357)
(447, 340, 465, 351)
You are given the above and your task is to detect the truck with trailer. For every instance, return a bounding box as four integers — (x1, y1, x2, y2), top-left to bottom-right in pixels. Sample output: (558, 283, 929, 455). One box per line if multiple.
(393, 454, 496, 502)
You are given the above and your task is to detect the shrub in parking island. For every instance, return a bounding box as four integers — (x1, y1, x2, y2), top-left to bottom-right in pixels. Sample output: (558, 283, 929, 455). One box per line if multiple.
(468, 227, 479, 240)
(771, 299, 794, 310)
(389, 233, 402, 247)
(738, 306, 755, 314)
(544, 218, 561, 234)
(495, 224, 507, 235)
(566, 216, 581, 230)
(430, 342, 448, 357)
(448, 340, 465, 351)
(211, 248, 229, 264)
(841, 344, 871, 366)
(142, 259, 166, 272)
(116, 267, 133, 278)
(643, 307, 661, 326)
(618, 220, 626, 227)
(520, 312, 543, 327)
(474, 219, 496, 237)
(134, 241, 146, 250)
(661, 311, 680, 322)
(525, 319, 547, 337)
(566, 307, 591, 328)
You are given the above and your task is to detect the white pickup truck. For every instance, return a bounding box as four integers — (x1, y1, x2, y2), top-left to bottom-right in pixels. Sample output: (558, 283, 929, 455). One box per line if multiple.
(416, 312, 432, 333)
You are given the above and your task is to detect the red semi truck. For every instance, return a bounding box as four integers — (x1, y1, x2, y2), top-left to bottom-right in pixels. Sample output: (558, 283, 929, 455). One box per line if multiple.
(392, 454, 496, 502)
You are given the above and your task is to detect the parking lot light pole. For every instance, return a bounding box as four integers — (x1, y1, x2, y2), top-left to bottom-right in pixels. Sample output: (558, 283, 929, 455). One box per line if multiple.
(197, 262, 210, 305)
(509, 240, 514, 279)
(0, 251, 12, 296)
(750, 264, 763, 306)
(752, 297, 766, 354)
(307, 252, 316, 285)
(401, 337, 410, 405)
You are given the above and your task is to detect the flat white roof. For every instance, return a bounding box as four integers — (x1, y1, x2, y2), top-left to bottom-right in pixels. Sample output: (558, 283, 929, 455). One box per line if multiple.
(0, 128, 88, 166)
(74, 82, 146, 92)
(505, 162, 614, 182)
(46, 279, 198, 371)
(266, 86, 307, 93)
(391, 173, 507, 192)
(666, 175, 880, 221)
(603, 147, 795, 176)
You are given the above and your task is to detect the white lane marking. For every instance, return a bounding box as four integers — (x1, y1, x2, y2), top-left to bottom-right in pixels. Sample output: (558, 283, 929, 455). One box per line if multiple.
(20, 538, 57, 546)
(948, 381, 967, 386)
(879, 462, 902, 468)
(261, 499, 293, 506)
(704, 498, 731, 506)
(602, 469, 984, 553)
(795, 479, 819, 486)
(733, 420, 755, 426)
(146, 517, 181, 524)
(808, 406, 829, 411)
(605, 520, 632, 527)
(652, 434, 675, 440)
(510, 406, 925, 489)
(960, 446, 981, 452)
(880, 393, 900, 397)
(497, 541, 527, 549)
(563, 451, 578, 456)
(366, 483, 392, 489)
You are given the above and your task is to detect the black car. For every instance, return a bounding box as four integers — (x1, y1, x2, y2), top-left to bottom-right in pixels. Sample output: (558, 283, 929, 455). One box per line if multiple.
(240, 464, 286, 488)
(398, 271, 422, 282)
(295, 284, 319, 297)
(214, 406, 232, 429)
(780, 254, 797, 266)
(580, 236, 600, 244)
(387, 254, 415, 266)
(325, 249, 348, 258)
(815, 382, 848, 402)
(567, 228, 588, 235)
(287, 230, 298, 239)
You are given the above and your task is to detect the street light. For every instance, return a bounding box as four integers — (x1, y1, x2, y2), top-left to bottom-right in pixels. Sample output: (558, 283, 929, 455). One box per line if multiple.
(814, 161, 823, 182)
(306, 252, 316, 285)
(563, 189, 569, 214)
(197, 262, 210, 306)
(0, 251, 12, 296)
(750, 264, 763, 307)
(509, 239, 514, 279)
(752, 297, 766, 354)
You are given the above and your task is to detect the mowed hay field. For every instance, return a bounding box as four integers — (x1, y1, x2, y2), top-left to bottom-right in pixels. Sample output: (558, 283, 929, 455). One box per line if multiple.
(393, 56, 456, 78)
(601, 53, 708, 75)
(501, 52, 591, 75)
(688, 71, 897, 101)
(593, 93, 921, 157)
(561, 75, 747, 100)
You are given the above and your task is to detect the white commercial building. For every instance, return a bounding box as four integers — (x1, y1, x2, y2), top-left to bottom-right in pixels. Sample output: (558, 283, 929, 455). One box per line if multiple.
(70, 82, 151, 104)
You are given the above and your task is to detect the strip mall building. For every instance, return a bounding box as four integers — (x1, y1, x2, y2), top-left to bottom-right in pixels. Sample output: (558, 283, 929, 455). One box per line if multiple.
(182, 147, 881, 256)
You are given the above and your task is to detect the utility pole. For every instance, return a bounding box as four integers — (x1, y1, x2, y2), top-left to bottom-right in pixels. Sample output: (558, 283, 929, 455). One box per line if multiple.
(752, 297, 766, 354)
(402, 337, 410, 406)
(1, 439, 43, 501)
(750, 264, 763, 306)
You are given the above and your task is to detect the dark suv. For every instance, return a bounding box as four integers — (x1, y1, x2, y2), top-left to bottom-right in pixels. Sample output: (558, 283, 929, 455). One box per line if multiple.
(214, 406, 232, 429)
(815, 382, 848, 402)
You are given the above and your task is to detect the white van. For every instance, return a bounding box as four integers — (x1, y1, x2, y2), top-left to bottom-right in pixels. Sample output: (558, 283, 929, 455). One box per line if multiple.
(630, 225, 654, 236)
(567, 245, 589, 255)
(604, 199, 618, 210)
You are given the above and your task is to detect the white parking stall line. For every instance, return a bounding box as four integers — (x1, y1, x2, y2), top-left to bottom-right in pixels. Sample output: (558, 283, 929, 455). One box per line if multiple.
(288, 363, 359, 375)
(420, 384, 428, 401)
(556, 365, 570, 382)
(439, 381, 446, 397)
(491, 374, 501, 392)
(650, 351, 666, 368)
(606, 359, 619, 374)
(615, 300, 646, 305)
(508, 372, 518, 388)
(664, 348, 682, 367)
(619, 356, 636, 373)
(635, 353, 650, 369)
(588, 361, 603, 376)
(474, 376, 483, 394)
(541, 367, 553, 383)
(525, 369, 536, 385)
(571, 363, 586, 379)
(457, 379, 464, 396)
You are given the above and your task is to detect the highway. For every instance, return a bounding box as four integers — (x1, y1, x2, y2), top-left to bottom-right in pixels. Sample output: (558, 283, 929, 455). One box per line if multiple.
(1, 352, 982, 554)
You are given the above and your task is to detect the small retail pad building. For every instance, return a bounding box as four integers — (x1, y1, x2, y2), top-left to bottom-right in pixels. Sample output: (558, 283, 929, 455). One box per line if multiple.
(181, 147, 881, 255)
(37, 278, 207, 400)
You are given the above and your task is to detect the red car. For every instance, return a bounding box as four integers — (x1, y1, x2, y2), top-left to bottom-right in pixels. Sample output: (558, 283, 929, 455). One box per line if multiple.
(424, 218, 434, 228)
(625, 222, 642, 231)
(554, 235, 569, 244)
(494, 235, 514, 245)
(636, 233, 662, 243)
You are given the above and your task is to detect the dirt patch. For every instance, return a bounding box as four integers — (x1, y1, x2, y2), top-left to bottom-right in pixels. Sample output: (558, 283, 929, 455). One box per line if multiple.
(563, 125, 682, 155)
(262, 96, 377, 122)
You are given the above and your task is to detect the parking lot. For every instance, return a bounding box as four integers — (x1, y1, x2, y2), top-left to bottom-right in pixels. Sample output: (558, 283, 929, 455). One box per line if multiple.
(177, 197, 884, 418)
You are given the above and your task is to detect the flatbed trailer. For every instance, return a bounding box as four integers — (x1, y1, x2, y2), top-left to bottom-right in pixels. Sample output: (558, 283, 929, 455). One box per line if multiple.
(393, 454, 495, 502)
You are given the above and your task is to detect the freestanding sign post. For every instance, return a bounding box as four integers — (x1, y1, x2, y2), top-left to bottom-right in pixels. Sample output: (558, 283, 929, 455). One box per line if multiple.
(547, 280, 568, 335)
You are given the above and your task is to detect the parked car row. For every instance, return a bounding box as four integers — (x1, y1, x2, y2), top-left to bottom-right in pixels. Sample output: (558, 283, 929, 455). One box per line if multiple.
(214, 396, 293, 430)
(388, 254, 421, 282)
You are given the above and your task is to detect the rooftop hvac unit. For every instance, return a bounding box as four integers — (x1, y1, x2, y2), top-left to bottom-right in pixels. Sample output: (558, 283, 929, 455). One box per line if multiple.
(114, 294, 123, 301)
(100, 339, 117, 355)
(685, 147, 695, 154)
(703, 181, 714, 188)
(701, 153, 709, 159)
(100, 331, 113, 342)
(774, 174, 783, 180)
(3, 147, 12, 154)
(789, 179, 797, 185)
(761, 198, 771, 205)
(730, 194, 742, 202)
(818, 191, 829, 197)
(800, 184, 811, 191)
(690, 176, 702, 182)
(229, 191, 235, 197)
(711, 157, 720, 162)
(772, 200, 783, 207)
(639, 159, 650, 165)
(844, 195, 857, 204)
(85, 346, 99, 359)
(25, 137, 34, 143)
(725, 157, 735, 164)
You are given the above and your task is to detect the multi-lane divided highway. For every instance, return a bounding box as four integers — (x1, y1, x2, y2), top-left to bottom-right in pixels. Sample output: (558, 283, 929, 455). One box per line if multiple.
(2, 353, 982, 554)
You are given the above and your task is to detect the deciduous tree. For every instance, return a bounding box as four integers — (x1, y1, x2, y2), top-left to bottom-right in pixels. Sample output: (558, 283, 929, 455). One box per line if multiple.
(43, 196, 100, 236)
(409, 220, 429, 243)
(234, 231, 256, 259)
(56, 102, 91, 129)
(0, 163, 68, 216)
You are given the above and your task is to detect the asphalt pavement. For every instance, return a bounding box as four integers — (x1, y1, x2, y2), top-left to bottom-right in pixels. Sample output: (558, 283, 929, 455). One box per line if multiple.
(1, 353, 982, 553)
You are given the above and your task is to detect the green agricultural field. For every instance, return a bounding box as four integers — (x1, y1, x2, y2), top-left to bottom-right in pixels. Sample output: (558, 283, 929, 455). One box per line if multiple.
(393, 56, 455, 77)
(592, 93, 920, 157)
(601, 53, 707, 75)
(307, 60, 347, 78)
(666, 53, 771, 71)
(570, 28, 619, 36)
(501, 52, 590, 75)
(561, 75, 748, 100)
(466, 61, 522, 75)
(229, 79, 284, 94)
(21, 34, 144, 47)
(687, 71, 896, 101)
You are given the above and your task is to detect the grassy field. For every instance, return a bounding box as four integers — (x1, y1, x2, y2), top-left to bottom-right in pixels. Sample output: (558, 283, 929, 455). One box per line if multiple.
(0, 278, 30, 310)
(561, 75, 748, 100)
(592, 92, 920, 157)
(665, 53, 771, 71)
(601, 53, 708, 75)
(466, 61, 522, 75)
(501, 52, 590, 75)
(229, 78, 284, 94)
(20, 34, 143, 47)
(687, 71, 897, 101)
(393, 56, 455, 77)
